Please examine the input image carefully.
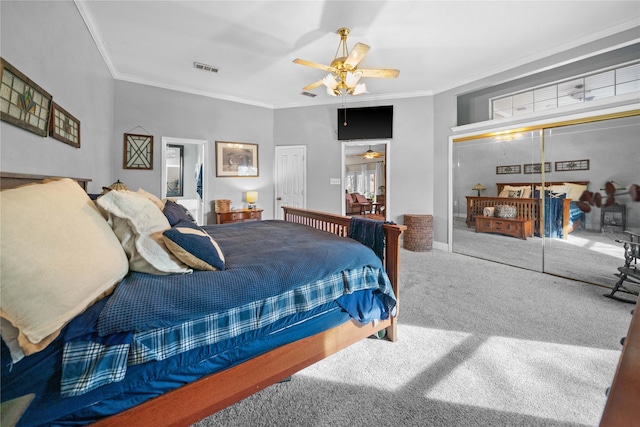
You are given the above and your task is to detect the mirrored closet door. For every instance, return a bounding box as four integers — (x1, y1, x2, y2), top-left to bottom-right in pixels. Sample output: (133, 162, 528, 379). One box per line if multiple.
(452, 130, 543, 272)
(452, 110, 640, 288)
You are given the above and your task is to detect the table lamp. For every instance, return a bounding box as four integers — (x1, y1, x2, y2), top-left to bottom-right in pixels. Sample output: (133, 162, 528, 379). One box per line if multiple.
(246, 191, 258, 209)
(472, 183, 486, 196)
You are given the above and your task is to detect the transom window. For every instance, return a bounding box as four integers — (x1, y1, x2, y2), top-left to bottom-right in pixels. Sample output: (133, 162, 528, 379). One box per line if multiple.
(491, 61, 640, 119)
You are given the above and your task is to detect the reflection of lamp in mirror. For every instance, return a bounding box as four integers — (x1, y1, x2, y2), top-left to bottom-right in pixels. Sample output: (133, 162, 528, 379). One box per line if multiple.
(246, 191, 258, 209)
(472, 183, 486, 196)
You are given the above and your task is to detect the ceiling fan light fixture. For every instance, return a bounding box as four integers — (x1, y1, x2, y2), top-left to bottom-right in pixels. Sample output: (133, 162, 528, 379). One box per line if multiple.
(350, 83, 368, 95)
(322, 73, 338, 90)
(345, 70, 362, 87)
(294, 27, 398, 98)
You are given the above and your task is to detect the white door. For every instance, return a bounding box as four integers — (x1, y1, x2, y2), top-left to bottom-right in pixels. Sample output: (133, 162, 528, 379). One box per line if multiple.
(274, 145, 306, 219)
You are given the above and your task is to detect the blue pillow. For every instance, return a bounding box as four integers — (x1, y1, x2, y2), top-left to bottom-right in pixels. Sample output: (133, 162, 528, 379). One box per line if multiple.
(162, 220, 225, 271)
(163, 200, 195, 226)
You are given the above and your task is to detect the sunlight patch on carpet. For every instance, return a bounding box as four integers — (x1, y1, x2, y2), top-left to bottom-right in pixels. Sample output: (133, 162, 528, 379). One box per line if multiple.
(556, 234, 623, 259)
(425, 335, 621, 425)
(297, 324, 471, 391)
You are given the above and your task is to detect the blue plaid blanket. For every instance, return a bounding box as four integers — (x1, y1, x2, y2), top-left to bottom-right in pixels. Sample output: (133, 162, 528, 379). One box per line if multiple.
(61, 221, 396, 397)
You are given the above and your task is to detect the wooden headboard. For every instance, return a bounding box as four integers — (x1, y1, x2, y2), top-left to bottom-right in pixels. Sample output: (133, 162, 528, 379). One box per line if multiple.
(497, 181, 589, 196)
(0, 172, 91, 192)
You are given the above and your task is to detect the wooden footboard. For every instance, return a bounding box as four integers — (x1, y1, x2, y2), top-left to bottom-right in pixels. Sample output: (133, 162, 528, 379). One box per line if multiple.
(466, 196, 577, 239)
(466, 196, 540, 232)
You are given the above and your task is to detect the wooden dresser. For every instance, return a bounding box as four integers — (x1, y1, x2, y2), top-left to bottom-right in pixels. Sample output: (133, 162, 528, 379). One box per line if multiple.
(216, 209, 263, 224)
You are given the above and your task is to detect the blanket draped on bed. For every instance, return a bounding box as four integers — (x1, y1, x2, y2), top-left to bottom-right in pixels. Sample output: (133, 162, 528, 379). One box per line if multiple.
(98, 220, 386, 335)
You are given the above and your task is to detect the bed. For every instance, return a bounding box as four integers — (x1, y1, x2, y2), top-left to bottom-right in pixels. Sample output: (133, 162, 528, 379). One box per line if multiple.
(465, 181, 589, 239)
(0, 172, 406, 426)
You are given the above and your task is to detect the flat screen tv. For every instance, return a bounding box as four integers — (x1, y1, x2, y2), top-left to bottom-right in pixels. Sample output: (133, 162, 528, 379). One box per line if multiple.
(337, 105, 393, 140)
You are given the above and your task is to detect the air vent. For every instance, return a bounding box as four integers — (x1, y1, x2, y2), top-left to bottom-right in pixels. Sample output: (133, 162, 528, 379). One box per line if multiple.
(301, 91, 317, 98)
(193, 62, 219, 73)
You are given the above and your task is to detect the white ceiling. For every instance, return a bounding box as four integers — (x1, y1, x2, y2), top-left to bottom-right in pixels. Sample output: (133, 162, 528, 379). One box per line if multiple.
(75, 1, 640, 109)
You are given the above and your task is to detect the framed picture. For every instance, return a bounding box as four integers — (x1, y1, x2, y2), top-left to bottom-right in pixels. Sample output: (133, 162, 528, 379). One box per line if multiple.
(123, 133, 153, 170)
(165, 144, 184, 197)
(0, 57, 52, 137)
(216, 141, 259, 177)
(49, 102, 80, 148)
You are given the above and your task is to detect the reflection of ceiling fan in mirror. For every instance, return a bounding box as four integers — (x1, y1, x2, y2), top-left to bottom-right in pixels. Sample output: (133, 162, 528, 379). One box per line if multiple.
(293, 27, 399, 97)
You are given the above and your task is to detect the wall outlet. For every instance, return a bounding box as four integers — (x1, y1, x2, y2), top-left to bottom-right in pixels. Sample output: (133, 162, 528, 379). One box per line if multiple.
(330, 178, 341, 185)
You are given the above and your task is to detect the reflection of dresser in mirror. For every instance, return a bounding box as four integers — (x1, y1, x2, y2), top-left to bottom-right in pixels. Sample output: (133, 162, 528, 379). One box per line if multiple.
(601, 203, 626, 232)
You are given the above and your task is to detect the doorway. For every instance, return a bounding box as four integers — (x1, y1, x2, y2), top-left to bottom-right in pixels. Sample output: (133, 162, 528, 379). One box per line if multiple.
(342, 141, 390, 219)
(161, 137, 209, 225)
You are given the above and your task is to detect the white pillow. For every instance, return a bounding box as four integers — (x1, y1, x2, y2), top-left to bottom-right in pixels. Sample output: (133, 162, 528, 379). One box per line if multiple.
(0, 178, 129, 347)
(97, 190, 191, 275)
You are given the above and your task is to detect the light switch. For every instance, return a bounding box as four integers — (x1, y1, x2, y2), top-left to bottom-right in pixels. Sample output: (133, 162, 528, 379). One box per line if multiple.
(330, 178, 341, 185)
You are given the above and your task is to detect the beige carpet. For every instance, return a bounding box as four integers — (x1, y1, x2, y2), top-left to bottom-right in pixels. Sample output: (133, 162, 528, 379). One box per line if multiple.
(193, 249, 634, 427)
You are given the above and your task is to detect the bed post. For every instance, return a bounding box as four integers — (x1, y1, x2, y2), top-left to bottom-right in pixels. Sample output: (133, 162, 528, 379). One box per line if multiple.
(382, 223, 405, 342)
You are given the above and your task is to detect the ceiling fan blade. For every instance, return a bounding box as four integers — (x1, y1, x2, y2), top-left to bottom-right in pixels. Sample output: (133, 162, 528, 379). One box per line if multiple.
(359, 68, 400, 79)
(303, 80, 324, 91)
(293, 58, 334, 72)
(344, 42, 370, 69)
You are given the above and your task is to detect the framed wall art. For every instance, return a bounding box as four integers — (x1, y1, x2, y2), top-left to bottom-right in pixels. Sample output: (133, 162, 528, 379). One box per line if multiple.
(555, 159, 590, 172)
(496, 164, 521, 175)
(0, 57, 52, 137)
(49, 102, 80, 148)
(216, 141, 259, 177)
(524, 162, 551, 174)
(123, 133, 154, 170)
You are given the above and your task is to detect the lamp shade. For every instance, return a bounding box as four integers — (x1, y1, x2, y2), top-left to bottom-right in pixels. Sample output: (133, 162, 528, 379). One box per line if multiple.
(472, 183, 486, 191)
(246, 191, 258, 204)
(102, 179, 131, 194)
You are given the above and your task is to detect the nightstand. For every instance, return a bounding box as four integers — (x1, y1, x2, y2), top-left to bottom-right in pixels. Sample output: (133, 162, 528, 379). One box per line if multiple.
(601, 203, 626, 232)
(216, 209, 263, 224)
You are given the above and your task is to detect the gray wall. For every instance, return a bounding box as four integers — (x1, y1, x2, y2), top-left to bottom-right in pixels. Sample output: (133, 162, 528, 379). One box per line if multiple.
(274, 96, 434, 225)
(2, 1, 637, 244)
(0, 1, 114, 193)
(113, 81, 274, 224)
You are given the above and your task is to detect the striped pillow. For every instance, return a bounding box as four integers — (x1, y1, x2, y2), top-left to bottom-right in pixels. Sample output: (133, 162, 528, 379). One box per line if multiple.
(163, 220, 225, 271)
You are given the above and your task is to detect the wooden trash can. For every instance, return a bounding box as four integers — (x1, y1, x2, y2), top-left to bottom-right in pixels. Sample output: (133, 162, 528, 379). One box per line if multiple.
(403, 214, 433, 252)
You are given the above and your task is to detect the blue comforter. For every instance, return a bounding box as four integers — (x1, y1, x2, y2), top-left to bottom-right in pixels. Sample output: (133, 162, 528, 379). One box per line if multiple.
(98, 220, 385, 335)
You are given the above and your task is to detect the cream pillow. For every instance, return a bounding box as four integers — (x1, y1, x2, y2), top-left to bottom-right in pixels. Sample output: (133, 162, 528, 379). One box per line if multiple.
(97, 190, 191, 275)
(137, 188, 164, 210)
(499, 185, 530, 198)
(563, 182, 588, 201)
(0, 178, 129, 348)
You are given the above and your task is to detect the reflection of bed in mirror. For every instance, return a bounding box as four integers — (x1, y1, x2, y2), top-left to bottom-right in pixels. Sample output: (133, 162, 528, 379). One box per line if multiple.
(465, 181, 589, 239)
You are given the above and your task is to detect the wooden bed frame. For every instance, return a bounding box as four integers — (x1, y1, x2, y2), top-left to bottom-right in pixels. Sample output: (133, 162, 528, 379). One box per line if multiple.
(466, 181, 589, 239)
(0, 172, 406, 426)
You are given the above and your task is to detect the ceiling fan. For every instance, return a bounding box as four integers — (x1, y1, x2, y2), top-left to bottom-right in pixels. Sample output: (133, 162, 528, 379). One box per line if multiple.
(293, 27, 399, 97)
(351, 145, 384, 159)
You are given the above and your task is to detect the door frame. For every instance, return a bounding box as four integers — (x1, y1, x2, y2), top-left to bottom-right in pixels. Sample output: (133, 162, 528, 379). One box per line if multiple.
(341, 140, 391, 219)
(161, 136, 209, 225)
